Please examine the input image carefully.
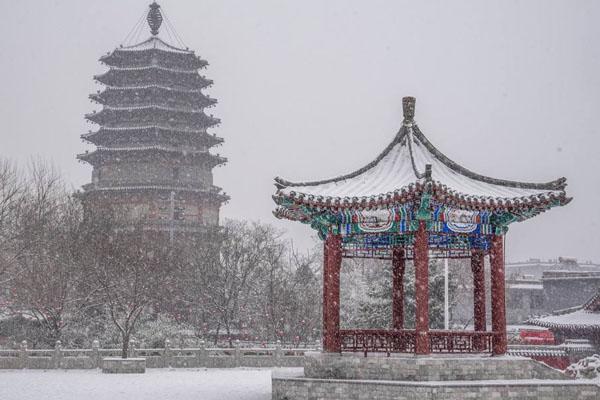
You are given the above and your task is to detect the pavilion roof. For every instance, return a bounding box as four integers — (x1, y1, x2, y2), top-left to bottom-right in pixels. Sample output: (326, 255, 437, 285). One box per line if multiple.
(274, 97, 570, 213)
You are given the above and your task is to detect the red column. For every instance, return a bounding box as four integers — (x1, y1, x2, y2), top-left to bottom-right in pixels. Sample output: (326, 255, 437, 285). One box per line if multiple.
(471, 250, 486, 332)
(414, 221, 430, 354)
(323, 234, 342, 353)
(392, 247, 405, 330)
(490, 234, 507, 355)
(471, 250, 486, 351)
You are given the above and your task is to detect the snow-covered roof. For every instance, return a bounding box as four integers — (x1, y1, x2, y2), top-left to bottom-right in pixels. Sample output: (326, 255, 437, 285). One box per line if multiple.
(104, 65, 198, 74)
(80, 145, 208, 154)
(93, 68, 213, 88)
(81, 125, 207, 136)
(529, 310, 600, 331)
(85, 106, 220, 127)
(93, 104, 205, 113)
(274, 97, 570, 213)
(100, 84, 206, 93)
(77, 146, 226, 165)
(80, 184, 229, 202)
(111, 37, 193, 55)
(528, 290, 600, 332)
(508, 283, 544, 291)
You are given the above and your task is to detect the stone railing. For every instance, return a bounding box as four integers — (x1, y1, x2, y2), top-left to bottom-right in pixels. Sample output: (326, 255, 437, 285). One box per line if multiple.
(0, 339, 317, 370)
(428, 330, 494, 353)
(340, 329, 495, 355)
(340, 329, 416, 355)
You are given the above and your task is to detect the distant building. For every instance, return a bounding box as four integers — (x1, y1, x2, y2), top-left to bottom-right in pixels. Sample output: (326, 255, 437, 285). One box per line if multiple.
(450, 258, 600, 326)
(528, 289, 600, 346)
(506, 257, 600, 279)
(517, 288, 600, 370)
(78, 2, 227, 237)
(506, 258, 600, 324)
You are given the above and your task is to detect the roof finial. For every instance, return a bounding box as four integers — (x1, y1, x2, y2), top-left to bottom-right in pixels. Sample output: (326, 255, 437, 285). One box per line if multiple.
(402, 96, 416, 122)
(147, 2, 163, 36)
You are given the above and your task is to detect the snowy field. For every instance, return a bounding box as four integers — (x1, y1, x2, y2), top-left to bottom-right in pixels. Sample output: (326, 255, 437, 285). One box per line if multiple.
(1, 368, 300, 400)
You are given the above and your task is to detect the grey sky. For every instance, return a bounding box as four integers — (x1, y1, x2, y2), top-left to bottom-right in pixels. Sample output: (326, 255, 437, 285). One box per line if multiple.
(1, 0, 599, 262)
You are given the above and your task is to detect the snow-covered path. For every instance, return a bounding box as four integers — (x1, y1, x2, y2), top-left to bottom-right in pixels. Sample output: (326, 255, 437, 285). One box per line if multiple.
(1, 368, 297, 400)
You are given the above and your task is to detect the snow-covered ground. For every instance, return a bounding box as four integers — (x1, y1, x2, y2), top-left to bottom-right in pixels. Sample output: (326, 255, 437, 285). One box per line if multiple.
(1, 368, 301, 400)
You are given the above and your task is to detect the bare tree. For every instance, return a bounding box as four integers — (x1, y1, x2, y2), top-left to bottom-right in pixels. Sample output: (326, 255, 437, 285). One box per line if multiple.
(0, 159, 24, 284)
(179, 220, 284, 345)
(81, 215, 178, 358)
(5, 161, 102, 345)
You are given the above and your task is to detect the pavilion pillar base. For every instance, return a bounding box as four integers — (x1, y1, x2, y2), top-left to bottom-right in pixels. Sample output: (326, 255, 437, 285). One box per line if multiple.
(272, 353, 598, 400)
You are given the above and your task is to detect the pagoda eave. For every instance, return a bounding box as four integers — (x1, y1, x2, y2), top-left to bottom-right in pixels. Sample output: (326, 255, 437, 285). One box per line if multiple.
(100, 54, 208, 70)
(98, 37, 203, 60)
(89, 89, 218, 108)
(85, 110, 220, 127)
(80, 184, 229, 202)
(93, 70, 213, 89)
(81, 128, 223, 147)
(77, 148, 226, 166)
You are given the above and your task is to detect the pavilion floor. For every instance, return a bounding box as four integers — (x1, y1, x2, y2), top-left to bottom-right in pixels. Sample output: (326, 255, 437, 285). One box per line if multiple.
(272, 352, 599, 400)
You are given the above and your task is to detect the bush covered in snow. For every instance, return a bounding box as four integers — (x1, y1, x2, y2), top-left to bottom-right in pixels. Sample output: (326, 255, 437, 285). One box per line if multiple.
(134, 314, 194, 348)
(566, 354, 600, 379)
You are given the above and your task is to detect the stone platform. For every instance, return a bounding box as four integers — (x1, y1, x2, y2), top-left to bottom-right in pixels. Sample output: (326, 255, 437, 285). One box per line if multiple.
(102, 357, 146, 373)
(272, 353, 600, 400)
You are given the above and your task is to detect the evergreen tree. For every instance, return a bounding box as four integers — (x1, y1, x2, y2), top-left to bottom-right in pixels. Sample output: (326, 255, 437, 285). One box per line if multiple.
(357, 259, 457, 329)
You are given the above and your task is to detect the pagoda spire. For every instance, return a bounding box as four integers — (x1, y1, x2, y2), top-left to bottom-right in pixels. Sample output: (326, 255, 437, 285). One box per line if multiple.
(147, 2, 163, 36)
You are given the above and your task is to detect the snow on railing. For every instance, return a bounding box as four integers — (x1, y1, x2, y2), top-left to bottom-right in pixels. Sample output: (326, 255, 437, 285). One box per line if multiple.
(0, 339, 319, 370)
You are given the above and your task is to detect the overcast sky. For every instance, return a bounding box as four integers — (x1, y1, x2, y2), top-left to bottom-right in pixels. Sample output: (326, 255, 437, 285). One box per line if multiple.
(1, 0, 599, 263)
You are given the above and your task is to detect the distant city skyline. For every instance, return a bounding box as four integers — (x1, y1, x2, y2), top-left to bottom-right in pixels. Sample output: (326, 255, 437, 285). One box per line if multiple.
(1, 0, 599, 262)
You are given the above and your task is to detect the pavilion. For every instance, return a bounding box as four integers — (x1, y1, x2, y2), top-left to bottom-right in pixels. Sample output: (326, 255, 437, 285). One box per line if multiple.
(273, 97, 571, 355)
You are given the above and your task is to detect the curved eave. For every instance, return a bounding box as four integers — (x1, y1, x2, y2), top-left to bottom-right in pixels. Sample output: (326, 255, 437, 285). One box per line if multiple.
(80, 184, 230, 203)
(410, 124, 567, 191)
(85, 107, 220, 127)
(77, 148, 227, 167)
(100, 84, 209, 94)
(88, 104, 207, 113)
(100, 37, 196, 56)
(274, 126, 409, 189)
(527, 314, 600, 333)
(97, 65, 199, 74)
(100, 54, 208, 70)
(81, 127, 223, 147)
(89, 89, 217, 108)
(94, 70, 213, 89)
(273, 182, 570, 214)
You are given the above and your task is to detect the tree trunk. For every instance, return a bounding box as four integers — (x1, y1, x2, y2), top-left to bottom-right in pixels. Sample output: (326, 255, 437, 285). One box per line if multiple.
(121, 333, 129, 359)
(214, 325, 220, 346)
(226, 325, 232, 347)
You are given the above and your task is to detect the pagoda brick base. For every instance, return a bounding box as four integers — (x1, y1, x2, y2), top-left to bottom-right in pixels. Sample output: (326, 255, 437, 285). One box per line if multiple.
(272, 353, 600, 400)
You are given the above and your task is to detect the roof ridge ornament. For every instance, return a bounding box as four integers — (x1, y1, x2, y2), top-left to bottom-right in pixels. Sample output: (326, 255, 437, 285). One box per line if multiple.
(147, 2, 163, 36)
(403, 96, 416, 123)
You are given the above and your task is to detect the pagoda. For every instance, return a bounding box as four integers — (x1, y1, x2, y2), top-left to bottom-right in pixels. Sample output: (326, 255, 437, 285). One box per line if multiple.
(78, 2, 227, 236)
(273, 97, 571, 356)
